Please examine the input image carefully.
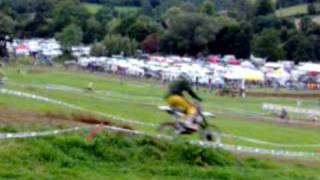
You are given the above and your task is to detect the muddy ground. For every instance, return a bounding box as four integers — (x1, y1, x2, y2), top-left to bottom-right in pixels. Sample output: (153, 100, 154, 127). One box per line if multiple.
(0, 106, 132, 132)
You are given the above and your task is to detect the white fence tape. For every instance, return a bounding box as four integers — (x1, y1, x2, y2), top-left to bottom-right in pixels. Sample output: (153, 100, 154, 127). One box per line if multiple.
(0, 124, 318, 158)
(0, 88, 156, 127)
(263, 103, 320, 116)
(222, 134, 320, 148)
(216, 104, 320, 127)
(0, 127, 89, 140)
(101, 125, 319, 157)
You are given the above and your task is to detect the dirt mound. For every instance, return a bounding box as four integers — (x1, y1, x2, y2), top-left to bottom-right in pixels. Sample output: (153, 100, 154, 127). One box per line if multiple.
(71, 113, 134, 130)
(0, 107, 133, 131)
(72, 114, 111, 126)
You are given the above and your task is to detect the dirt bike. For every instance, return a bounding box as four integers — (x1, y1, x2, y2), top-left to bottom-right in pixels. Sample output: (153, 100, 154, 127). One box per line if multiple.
(158, 102, 221, 143)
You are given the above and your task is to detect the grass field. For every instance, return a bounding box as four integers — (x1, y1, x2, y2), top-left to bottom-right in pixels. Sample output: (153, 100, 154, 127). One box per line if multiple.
(276, 4, 308, 17)
(115, 6, 140, 14)
(1, 66, 320, 178)
(83, 2, 139, 15)
(83, 3, 102, 14)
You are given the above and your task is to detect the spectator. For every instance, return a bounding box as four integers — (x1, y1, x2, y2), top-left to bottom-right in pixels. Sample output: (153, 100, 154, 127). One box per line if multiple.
(195, 76, 199, 91)
(279, 108, 289, 122)
(208, 78, 214, 92)
(240, 79, 246, 98)
(274, 80, 281, 92)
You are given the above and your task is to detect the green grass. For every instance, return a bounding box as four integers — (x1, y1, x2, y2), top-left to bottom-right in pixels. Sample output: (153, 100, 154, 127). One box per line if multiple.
(83, 3, 102, 14)
(0, 133, 319, 179)
(276, 4, 308, 17)
(82, 2, 139, 15)
(1, 67, 320, 152)
(1, 66, 320, 178)
(115, 6, 140, 14)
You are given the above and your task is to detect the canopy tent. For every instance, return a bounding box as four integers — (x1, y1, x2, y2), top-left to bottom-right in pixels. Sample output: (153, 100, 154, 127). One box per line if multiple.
(298, 63, 320, 73)
(228, 59, 241, 65)
(208, 56, 220, 63)
(241, 61, 255, 69)
(243, 70, 264, 82)
(15, 44, 29, 56)
(268, 69, 290, 79)
(224, 71, 243, 80)
(264, 62, 283, 70)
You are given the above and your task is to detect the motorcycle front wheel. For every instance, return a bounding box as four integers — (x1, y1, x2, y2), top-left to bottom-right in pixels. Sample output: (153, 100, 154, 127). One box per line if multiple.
(199, 125, 221, 143)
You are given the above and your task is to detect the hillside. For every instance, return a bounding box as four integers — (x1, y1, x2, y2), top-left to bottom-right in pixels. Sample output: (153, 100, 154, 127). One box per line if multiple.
(1, 133, 320, 179)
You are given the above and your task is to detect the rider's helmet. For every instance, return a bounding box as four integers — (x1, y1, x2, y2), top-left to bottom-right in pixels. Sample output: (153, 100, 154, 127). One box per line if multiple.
(178, 72, 191, 82)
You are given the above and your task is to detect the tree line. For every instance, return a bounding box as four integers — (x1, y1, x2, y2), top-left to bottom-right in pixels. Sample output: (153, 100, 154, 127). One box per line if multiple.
(1, 0, 320, 62)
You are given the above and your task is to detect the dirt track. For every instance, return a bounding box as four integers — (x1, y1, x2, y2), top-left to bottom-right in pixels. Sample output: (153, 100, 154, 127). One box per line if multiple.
(0, 107, 133, 132)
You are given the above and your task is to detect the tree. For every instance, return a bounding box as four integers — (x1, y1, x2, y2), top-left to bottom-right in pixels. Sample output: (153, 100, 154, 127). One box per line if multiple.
(111, 15, 137, 36)
(163, 6, 182, 27)
(127, 16, 159, 42)
(52, 0, 90, 32)
(52, 0, 79, 31)
(91, 42, 105, 56)
(252, 15, 294, 33)
(56, 24, 83, 50)
(228, 0, 255, 20)
(180, 2, 197, 12)
(252, 28, 286, 61)
(161, 13, 220, 55)
(25, 0, 56, 37)
(213, 24, 253, 58)
(83, 17, 103, 43)
(103, 34, 138, 56)
(300, 16, 313, 34)
(95, 6, 114, 26)
(255, 0, 275, 16)
(0, 13, 14, 35)
(284, 34, 316, 63)
(112, 15, 159, 42)
(199, 0, 215, 16)
(140, 0, 153, 16)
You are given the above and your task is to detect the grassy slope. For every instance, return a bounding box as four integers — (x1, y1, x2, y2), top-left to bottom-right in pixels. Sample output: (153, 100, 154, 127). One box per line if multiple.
(276, 4, 308, 17)
(1, 133, 319, 179)
(83, 2, 139, 15)
(83, 3, 102, 14)
(115, 6, 140, 14)
(275, 2, 320, 23)
(1, 67, 320, 152)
